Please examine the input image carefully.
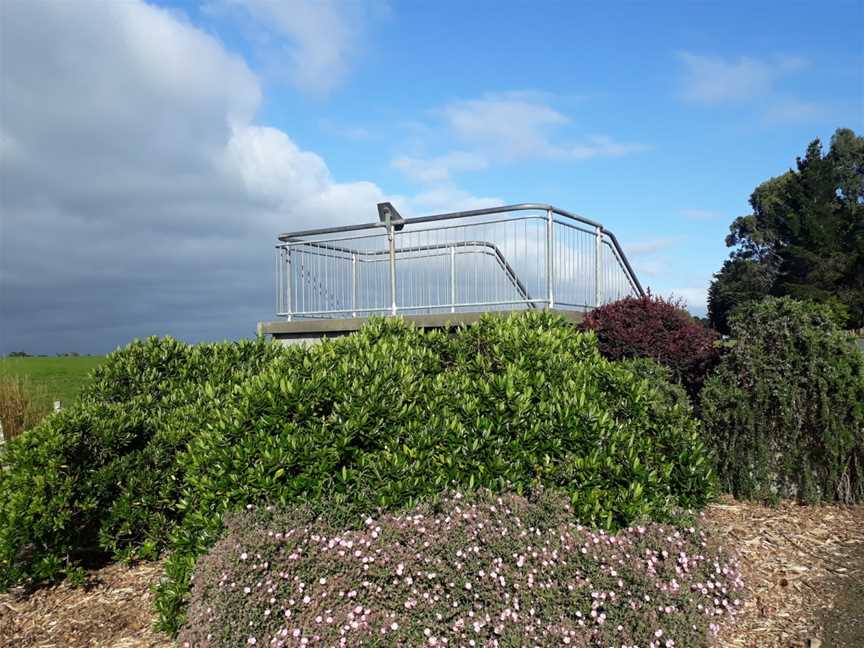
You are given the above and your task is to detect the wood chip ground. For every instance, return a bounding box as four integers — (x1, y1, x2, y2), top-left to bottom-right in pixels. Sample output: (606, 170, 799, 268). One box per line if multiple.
(0, 561, 171, 648)
(705, 497, 864, 648)
(1, 498, 862, 647)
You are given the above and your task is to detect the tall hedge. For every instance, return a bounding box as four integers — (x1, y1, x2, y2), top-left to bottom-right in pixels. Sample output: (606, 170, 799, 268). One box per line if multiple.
(700, 297, 864, 503)
(156, 313, 714, 633)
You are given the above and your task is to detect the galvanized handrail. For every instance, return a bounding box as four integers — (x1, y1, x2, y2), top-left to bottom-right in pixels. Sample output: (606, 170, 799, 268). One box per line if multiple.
(275, 203, 644, 320)
(283, 239, 535, 306)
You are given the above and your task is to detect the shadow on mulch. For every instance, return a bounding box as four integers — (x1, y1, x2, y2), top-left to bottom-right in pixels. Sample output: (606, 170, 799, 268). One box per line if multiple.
(818, 540, 864, 648)
(706, 498, 864, 648)
(0, 560, 172, 648)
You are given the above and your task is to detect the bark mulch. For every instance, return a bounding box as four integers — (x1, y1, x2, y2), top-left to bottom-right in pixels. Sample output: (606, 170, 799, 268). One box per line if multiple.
(705, 497, 864, 648)
(0, 560, 171, 648)
(0, 498, 861, 647)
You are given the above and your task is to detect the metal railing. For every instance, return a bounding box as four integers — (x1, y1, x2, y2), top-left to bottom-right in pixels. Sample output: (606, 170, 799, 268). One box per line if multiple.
(275, 203, 644, 319)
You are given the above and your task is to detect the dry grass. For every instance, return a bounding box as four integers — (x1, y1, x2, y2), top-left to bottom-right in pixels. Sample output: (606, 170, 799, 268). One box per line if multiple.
(0, 498, 861, 647)
(0, 375, 51, 441)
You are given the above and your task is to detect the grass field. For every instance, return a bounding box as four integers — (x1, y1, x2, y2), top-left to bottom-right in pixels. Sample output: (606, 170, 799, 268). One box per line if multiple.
(0, 356, 105, 406)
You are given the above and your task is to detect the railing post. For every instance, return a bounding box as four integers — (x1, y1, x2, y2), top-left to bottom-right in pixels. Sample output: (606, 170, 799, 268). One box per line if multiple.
(450, 246, 456, 313)
(388, 224, 397, 316)
(351, 253, 357, 318)
(594, 226, 603, 307)
(285, 247, 293, 321)
(546, 208, 554, 309)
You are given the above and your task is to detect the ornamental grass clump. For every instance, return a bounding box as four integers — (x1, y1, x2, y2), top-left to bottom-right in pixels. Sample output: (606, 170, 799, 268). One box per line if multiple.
(180, 491, 742, 648)
(0, 375, 51, 440)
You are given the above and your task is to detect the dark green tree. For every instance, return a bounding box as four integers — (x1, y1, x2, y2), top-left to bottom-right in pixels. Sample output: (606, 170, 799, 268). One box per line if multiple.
(708, 128, 864, 334)
(707, 258, 776, 336)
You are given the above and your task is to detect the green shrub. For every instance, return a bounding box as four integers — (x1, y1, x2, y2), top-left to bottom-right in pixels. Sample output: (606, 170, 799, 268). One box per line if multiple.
(618, 358, 692, 413)
(0, 313, 715, 637)
(0, 402, 151, 586)
(179, 490, 742, 648)
(0, 336, 285, 588)
(700, 297, 864, 503)
(156, 313, 714, 633)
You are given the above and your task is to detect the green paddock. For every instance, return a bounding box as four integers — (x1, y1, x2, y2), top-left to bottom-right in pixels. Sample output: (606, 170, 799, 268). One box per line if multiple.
(0, 356, 105, 406)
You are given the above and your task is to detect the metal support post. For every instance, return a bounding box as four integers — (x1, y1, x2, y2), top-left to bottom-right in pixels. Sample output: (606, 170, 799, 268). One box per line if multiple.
(388, 225, 397, 316)
(351, 253, 357, 318)
(450, 246, 456, 313)
(286, 248, 293, 321)
(546, 208, 554, 309)
(594, 226, 603, 307)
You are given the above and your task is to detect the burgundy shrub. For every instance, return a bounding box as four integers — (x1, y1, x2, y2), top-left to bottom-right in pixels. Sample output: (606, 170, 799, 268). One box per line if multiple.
(580, 295, 720, 398)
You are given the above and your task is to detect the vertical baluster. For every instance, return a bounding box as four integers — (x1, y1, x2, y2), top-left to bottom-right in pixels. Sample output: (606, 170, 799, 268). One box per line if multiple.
(546, 209, 554, 309)
(351, 253, 357, 318)
(450, 245, 456, 313)
(594, 227, 603, 307)
(388, 223, 397, 316)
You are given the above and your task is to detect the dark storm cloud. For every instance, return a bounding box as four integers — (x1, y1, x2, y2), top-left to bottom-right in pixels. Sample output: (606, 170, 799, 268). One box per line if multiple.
(0, 0, 393, 354)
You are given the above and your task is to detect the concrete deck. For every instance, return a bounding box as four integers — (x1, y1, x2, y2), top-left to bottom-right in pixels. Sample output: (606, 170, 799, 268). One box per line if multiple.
(258, 310, 585, 344)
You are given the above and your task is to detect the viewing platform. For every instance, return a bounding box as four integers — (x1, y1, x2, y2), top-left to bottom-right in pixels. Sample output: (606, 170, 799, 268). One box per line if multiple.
(259, 202, 644, 344)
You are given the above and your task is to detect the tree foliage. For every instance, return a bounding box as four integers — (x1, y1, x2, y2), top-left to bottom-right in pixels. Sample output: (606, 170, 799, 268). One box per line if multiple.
(708, 128, 864, 334)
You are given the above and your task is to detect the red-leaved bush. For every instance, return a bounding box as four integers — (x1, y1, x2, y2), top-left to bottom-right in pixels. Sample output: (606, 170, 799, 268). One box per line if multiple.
(179, 490, 743, 648)
(580, 295, 720, 398)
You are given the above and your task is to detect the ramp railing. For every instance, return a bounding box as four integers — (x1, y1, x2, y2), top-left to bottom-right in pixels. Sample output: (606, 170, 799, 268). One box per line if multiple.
(275, 203, 643, 320)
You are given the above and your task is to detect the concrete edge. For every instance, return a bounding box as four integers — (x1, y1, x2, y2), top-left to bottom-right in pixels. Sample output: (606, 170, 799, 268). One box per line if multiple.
(258, 309, 584, 337)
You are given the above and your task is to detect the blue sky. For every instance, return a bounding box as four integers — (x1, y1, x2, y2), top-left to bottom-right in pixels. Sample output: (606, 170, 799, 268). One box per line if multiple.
(181, 0, 864, 309)
(1, 0, 862, 353)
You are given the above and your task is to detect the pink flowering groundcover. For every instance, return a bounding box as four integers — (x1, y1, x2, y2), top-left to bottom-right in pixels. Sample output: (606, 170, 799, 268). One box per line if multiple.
(180, 490, 743, 648)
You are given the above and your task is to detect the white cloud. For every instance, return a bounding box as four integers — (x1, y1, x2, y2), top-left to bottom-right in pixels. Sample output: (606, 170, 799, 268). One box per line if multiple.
(0, 0, 494, 354)
(677, 52, 807, 104)
(566, 136, 648, 160)
(319, 119, 371, 141)
(399, 186, 504, 215)
(215, 0, 380, 95)
(623, 236, 688, 282)
(663, 285, 710, 315)
(392, 92, 647, 184)
(223, 126, 331, 206)
(763, 98, 830, 123)
(0, 129, 15, 158)
(392, 151, 489, 183)
(632, 259, 667, 278)
(442, 92, 570, 158)
(677, 52, 843, 125)
(613, 236, 688, 284)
